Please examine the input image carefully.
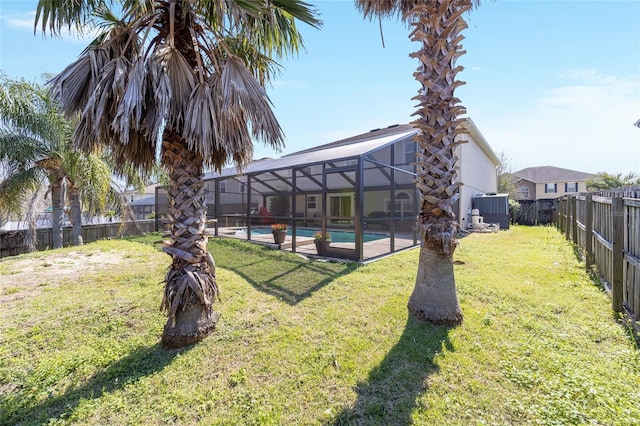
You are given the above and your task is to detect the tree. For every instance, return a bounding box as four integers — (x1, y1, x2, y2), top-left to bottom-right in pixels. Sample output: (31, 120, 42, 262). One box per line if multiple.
(496, 151, 520, 220)
(0, 74, 71, 250)
(36, 0, 321, 348)
(0, 74, 114, 249)
(586, 171, 640, 191)
(357, 0, 480, 325)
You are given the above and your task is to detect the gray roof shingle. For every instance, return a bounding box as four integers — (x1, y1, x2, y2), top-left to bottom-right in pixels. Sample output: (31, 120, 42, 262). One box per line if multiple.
(512, 166, 594, 183)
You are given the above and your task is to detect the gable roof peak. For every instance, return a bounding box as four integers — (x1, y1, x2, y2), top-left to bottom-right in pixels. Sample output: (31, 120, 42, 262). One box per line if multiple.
(512, 166, 594, 183)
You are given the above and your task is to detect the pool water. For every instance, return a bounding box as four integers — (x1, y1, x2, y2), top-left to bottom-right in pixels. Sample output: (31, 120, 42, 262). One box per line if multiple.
(250, 227, 386, 243)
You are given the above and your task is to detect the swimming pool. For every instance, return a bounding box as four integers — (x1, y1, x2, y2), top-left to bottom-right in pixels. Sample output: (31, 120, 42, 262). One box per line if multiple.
(250, 227, 386, 243)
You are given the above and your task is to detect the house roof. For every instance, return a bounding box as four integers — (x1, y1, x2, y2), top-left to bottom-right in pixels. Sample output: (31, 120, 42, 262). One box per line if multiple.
(203, 118, 499, 180)
(203, 126, 418, 180)
(129, 196, 155, 206)
(512, 166, 594, 183)
(284, 123, 415, 156)
(462, 118, 501, 166)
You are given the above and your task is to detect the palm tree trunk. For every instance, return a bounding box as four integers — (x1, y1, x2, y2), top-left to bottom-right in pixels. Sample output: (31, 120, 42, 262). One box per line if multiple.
(160, 131, 218, 349)
(68, 185, 84, 245)
(406, 0, 471, 326)
(50, 178, 65, 249)
(24, 186, 45, 253)
(408, 223, 462, 325)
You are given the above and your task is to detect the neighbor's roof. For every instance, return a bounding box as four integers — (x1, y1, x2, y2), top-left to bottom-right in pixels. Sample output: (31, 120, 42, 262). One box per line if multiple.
(512, 166, 594, 183)
(129, 196, 155, 206)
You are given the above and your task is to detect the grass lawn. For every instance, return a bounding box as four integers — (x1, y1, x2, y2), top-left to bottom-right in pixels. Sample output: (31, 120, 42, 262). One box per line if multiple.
(1, 225, 639, 425)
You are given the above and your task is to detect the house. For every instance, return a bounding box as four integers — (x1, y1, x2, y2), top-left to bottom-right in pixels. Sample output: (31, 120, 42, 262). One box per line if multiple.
(455, 118, 501, 229)
(510, 166, 594, 225)
(155, 118, 500, 262)
(129, 196, 155, 220)
(511, 166, 593, 201)
(123, 183, 158, 203)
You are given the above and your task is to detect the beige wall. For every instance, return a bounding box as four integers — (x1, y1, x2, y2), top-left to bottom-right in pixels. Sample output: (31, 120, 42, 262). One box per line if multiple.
(533, 180, 588, 199)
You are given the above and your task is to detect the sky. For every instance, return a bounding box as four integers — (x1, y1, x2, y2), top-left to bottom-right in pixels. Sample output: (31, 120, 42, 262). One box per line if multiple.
(1, 0, 639, 175)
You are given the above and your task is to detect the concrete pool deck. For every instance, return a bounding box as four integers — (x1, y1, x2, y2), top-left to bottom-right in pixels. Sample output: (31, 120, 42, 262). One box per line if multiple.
(213, 226, 418, 262)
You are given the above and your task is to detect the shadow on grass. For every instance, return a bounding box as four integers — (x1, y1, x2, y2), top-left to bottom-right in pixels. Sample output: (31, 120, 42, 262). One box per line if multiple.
(331, 314, 453, 425)
(211, 239, 359, 305)
(1, 343, 190, 425)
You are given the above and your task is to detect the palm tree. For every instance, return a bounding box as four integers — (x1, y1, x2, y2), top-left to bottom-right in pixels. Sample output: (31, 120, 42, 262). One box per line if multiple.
(0, 74, 116, 249)
(63, 146, 112, 245)
(356, 0, 479, 325)
(0, 74, 71, 250)
(586, 171, 640, 191)
(35, 0, 321, 348)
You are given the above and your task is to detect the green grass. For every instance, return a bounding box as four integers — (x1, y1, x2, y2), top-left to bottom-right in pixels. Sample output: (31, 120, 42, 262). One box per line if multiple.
(1, 226, 639, 425)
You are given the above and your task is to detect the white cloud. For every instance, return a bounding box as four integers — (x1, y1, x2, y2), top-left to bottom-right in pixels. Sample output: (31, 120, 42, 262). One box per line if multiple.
(3, 9, 100, 43)
(6, 11, 36, 30)
(471, 69, 640, 174)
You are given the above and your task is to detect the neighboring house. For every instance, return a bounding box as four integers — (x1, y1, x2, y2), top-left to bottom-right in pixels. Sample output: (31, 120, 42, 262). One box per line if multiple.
(155, 119, 499, 261)
(123, 183, 158, 203)
(129, 196, 155, 220)
(511, 166, 594, 201)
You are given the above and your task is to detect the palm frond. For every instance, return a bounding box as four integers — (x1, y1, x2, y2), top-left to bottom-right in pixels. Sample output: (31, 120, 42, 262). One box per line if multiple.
(35, 0, 100, 36)
(0, 167, 44, 217)
(160, 46, 196, 131)
(218, 55, 283, 169)
(0, 132, 50, 167)
(182, 81, 220, 158)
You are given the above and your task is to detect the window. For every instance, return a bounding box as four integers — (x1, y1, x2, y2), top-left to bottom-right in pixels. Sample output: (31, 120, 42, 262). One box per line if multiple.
(345, 159, 358, 167)
(518, 186, 529, 199)
(404, 141, 417, 164)
(307, 195, 317, 209)
(565, 182, 578, 193)
(385, 192, 412, 218)
(219, 181, 226, 193)
(545, 183, 557, 193)
(330, 195, 352, 223)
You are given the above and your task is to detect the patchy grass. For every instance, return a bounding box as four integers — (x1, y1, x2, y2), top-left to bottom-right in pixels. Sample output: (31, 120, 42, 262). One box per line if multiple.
(1, 226, 639, 425)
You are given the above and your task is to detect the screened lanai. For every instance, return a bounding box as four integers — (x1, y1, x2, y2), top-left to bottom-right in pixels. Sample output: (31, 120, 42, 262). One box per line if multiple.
(157, 124, 421, 262)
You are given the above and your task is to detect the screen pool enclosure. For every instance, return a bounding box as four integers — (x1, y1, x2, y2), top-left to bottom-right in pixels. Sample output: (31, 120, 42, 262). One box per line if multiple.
(156, 125, 421, 262)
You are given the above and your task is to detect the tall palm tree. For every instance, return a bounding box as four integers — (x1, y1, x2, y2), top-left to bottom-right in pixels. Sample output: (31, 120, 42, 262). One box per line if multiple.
(0, 74, 72, 250)
(35, 0, 321, 348)
(0, 74, 115, 249)
(356, 0, 479, 325)
(63, 145, 112, 245)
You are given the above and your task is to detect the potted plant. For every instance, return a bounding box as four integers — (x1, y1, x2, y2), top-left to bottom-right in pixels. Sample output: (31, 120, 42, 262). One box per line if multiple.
(313, 231, 331, 254)
(271, 223, 288, 244)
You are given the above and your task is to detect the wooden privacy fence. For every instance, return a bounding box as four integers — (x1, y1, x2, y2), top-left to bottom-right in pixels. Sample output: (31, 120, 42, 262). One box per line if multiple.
(557, 194, 640, 326)
(0, 220, 155, 258)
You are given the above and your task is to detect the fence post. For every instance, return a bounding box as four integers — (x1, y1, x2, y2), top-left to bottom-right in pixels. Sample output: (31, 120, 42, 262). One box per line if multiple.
(584, 194, 594, 272)
(571, 196, 578, 243)
(565, 197, 571, 241)
(612, 196, 624, 312)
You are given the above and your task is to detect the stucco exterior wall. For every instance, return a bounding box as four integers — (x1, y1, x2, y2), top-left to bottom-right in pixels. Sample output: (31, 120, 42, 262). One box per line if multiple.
(455, 132, 498, 228)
